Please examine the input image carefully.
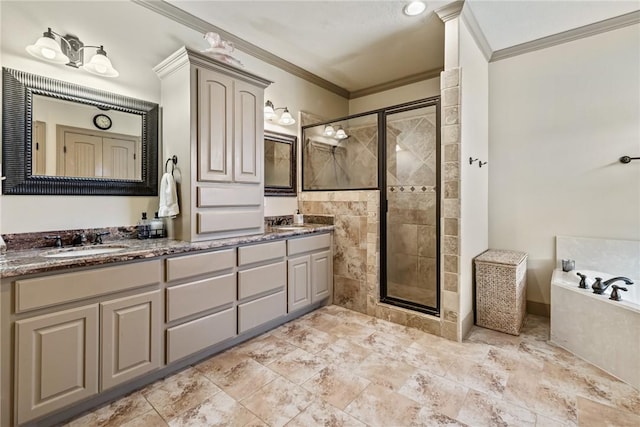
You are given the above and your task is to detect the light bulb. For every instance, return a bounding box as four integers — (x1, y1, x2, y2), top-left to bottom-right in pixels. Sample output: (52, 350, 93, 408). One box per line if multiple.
(404, 1, 426, 16)
(41, 47, 56, 59)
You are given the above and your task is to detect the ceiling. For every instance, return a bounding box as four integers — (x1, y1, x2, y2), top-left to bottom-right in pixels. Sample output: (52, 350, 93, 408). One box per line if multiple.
(164, 0, 639, 96)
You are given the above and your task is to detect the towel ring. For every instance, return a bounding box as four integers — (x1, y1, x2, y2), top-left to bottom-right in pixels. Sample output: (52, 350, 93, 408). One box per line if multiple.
(165, 155, 178, 175)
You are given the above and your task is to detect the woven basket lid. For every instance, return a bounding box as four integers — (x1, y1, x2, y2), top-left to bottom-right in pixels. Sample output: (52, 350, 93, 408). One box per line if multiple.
(475, 249, 527, 266)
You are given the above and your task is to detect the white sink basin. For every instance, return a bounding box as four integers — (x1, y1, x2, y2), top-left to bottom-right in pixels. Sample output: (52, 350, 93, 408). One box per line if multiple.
(43, 245, 129, 258)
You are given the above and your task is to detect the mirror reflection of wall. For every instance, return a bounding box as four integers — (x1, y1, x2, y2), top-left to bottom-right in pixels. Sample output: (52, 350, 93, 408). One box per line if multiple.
(264, 139, 292, 187)
(32, 95, 142, 180)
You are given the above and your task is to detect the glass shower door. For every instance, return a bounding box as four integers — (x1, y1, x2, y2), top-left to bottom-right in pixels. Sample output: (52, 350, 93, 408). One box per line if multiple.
(382, 100, 440, 315)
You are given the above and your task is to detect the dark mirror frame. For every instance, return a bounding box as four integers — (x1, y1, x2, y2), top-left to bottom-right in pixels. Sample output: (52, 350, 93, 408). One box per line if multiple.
(264, 130, 297, 196)
(2, 67, 158, 196)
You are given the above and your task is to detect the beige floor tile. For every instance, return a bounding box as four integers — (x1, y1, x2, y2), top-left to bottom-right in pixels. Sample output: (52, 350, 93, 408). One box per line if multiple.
(142, 367, 221, 421)
(411, 407, 469, 427)
(286, 399, 366, 427)
(167, 391, 261, 427)
(241, 376, 314, 427)
(237, 334, 299, 366)
(199, 357, 280, 400)
(398, 369, 468, 419)
(268, 347, 327, 385)
(401, 342, 453, 377)
(68, 392, 153, 427)
(345, 384, 422, 427)
(284, 324, 338, 354)
(445, 357, 510, 398)
(354, 351, 418, 391)
(60, 306, 639, 427)
(295, 311, 344, 333)
(119, 410, 168, 427)
(316, 338, 373, 371)
(456, 389, 536, 427)
(577, 396, 640, 427)
(301, 366, 370, 410)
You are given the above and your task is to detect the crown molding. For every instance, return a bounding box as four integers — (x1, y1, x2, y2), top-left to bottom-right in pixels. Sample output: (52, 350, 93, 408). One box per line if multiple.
(132, 0, 350, 98)
(460, 4, 492, 62)
(490, 10, 640, 62)
(349, 68, 443, 99)
(435, 0, 465, 23)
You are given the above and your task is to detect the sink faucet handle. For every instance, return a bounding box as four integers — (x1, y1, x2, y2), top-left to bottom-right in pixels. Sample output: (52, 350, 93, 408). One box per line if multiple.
(94, 231, 110, 245)
(592, 277, 605, 294)
(609, 284, 628, 301)
(44, 235, 62, 248)
(576, 272, 588, 289)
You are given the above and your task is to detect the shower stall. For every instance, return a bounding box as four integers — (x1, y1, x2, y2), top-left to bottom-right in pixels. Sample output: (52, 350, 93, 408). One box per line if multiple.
(302, 97, 441, 316)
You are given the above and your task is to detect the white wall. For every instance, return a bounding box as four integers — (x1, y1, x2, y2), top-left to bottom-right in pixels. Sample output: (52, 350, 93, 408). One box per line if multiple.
(348, 77, 441, 115)
(459, 16, 489, 333)
(488, 24, 640, 311)
(0, 1, 347, 233)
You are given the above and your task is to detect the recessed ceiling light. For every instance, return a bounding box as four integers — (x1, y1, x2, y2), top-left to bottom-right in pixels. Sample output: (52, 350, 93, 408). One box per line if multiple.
(403, 1, 426, 16)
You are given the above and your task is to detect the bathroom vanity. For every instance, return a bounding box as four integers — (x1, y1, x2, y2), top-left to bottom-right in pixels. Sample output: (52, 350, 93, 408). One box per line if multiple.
(0, 226, 333, 426)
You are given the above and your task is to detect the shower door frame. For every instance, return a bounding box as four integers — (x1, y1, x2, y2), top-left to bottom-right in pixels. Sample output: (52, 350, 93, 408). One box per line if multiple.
(380, 96, 441, 317)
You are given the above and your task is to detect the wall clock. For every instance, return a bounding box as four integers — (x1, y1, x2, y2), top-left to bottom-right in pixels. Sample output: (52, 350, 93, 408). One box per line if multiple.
(93, 113, 112, 130)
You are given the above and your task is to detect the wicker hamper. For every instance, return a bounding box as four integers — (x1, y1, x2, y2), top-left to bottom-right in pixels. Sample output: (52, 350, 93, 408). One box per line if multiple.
(475, 249, 528, 335)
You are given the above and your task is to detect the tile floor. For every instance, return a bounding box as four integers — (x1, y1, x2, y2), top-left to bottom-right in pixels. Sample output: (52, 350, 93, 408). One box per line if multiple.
(64, 305, 640, 427)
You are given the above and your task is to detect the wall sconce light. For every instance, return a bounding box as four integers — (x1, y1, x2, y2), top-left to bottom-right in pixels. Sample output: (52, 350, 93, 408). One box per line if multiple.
(334, 126, 348, 140)
(26, 28, 119, 78)
(264, 100, 296, 126)
(322, 123, 348, 140)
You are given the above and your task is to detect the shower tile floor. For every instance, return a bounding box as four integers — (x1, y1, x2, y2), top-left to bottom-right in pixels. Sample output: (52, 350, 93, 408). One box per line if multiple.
(64, 305, 640, 427)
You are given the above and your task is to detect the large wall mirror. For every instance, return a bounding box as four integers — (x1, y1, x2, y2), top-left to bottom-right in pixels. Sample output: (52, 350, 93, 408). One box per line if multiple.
(264, 130, 297, 196)
(2, 67, 159, 195)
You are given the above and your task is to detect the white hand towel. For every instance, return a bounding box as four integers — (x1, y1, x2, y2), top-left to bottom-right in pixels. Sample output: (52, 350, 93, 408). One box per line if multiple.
(158, 172, 180, 218)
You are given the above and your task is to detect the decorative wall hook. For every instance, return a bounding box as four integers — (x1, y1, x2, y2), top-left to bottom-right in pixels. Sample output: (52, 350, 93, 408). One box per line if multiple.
(620, 155, 640, 164)
(469, 157, 478, 165)
(479, 161, 488, 168)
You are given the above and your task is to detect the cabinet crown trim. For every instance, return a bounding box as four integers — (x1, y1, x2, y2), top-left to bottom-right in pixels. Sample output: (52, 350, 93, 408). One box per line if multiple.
(154, 46, 272, 88)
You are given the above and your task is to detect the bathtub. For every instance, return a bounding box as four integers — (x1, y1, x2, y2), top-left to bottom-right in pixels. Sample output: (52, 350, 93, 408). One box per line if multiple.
(551, 268, 640, 390)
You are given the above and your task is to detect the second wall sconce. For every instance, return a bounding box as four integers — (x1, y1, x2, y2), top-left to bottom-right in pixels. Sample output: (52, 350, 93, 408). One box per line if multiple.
(264, 100, 296, 126)
(26, 27, 119, 78)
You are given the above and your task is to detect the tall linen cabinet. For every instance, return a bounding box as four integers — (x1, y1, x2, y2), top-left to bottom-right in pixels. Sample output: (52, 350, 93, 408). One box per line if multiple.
(154, 47, 271, 241)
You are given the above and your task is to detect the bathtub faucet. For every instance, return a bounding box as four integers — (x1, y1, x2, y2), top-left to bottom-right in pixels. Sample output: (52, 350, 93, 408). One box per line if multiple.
(591, 276, 634, 295)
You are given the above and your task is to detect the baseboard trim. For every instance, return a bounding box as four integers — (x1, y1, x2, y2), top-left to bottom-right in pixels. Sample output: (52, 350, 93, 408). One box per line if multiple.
(527, 301, 550, 317)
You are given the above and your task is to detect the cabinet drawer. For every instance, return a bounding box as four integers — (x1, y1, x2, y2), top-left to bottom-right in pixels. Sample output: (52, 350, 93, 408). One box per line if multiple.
(166, 308, 236, 363)
(238, 291, 286, 333)
(165, 249, 235, 282)
(238, 262, 285, 300)
(238, 241, 286, 266)
(197, 186, 262, 207)
(15, 260, 162, 313)
(287, 233, 331, 256)
(166, 273, 236, 322)
(197, 209, 262, 234)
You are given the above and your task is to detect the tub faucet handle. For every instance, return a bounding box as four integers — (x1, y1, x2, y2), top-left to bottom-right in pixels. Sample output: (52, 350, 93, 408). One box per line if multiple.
(576, 272, 588, 289)
(592, 277, 605, 294)
(609, 284, 628, 301)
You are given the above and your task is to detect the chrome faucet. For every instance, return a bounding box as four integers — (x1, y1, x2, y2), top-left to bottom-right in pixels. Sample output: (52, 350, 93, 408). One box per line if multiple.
(592, 276, 634, 295)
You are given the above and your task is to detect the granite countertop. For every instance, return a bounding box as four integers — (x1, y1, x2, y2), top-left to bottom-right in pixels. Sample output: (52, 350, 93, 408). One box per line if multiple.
(0, 224, 334, 279)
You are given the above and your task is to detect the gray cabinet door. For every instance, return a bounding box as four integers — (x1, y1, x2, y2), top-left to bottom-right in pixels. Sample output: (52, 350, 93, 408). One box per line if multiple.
(288, 255, 312, 312)
(198, 67, 234, 183)
(15, 305, 99, 425)
(311, 250, 332, 303)
(233, 80, 262, 184)
(100, 290, 162, 390)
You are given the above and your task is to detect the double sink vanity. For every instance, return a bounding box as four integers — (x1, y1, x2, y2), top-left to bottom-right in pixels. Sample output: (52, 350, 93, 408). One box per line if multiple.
(0, 224, 334, 426)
